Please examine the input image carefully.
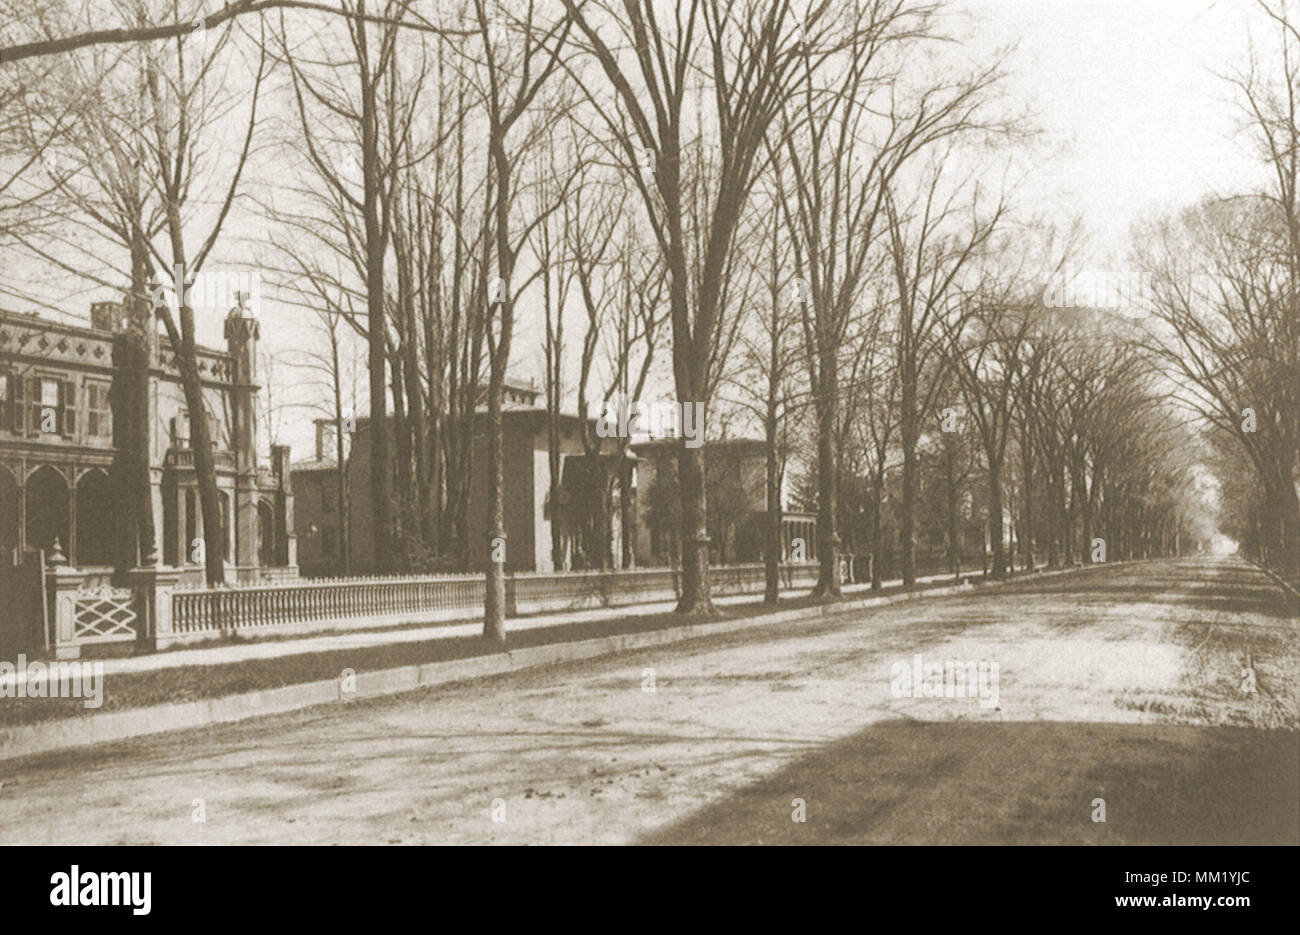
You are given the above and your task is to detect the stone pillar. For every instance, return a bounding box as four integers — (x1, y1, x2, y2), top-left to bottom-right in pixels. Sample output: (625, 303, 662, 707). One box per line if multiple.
(67, 481, 77, 567)
(235, 482, 257, 567)
(129, 562, 183, 652)
(272, 444, 295, 569)
(224, 303, 260, 475)
(47, 556, 85, 660)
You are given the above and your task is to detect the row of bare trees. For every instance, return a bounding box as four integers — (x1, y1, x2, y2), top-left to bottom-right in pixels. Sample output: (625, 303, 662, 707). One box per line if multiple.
(1136, 0, 1300, 584)
(0, 1, 1243, 648)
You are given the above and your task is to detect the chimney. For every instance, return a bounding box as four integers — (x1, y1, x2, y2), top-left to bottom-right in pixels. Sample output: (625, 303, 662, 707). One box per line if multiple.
(272, 444, 292, 489)
(90, 301, 121, 332)
(315, 421, 337, 461)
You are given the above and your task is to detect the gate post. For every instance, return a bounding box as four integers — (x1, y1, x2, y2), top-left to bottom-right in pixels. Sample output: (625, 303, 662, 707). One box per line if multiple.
(130, 564, 182, 652)
(48, 565, 86, 660)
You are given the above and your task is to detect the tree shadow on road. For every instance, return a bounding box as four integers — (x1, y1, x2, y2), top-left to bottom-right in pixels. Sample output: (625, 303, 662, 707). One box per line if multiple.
(640, 719, 1300, 845)
(995, 567, 1297, 621)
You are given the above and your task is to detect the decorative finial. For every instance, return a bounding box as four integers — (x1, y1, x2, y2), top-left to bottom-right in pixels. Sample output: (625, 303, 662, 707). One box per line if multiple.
(48, 537, 67, 566)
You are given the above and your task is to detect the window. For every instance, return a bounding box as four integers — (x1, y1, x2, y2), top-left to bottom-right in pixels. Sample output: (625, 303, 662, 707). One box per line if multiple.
(87, 382, 111, 438)
(4, 371, 22, 432)
(172, 409, 215, 448)
(0, 372, 10, 430)
(63, 380, 76, 436)
(172, 411, 190, 447)
(35, 377, 59, 434)
(26, 377, 76, 436)
(185, 489, 198, 564)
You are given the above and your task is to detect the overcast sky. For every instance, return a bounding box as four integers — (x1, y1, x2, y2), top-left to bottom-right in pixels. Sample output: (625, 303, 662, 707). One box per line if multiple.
(958, 0, 1269, 262)
(3, 1, 1288, 461)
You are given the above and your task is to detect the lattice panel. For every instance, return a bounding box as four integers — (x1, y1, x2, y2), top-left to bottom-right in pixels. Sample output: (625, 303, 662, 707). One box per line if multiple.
(74, 587, 138, 640)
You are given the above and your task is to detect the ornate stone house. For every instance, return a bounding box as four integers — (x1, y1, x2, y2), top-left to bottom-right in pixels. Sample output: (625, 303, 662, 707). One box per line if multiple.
(0, 301, 295, 583)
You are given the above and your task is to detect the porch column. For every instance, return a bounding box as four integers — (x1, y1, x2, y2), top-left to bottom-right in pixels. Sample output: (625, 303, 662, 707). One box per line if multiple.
(67, 479, 77, 566)
(17, 475, 25, 553)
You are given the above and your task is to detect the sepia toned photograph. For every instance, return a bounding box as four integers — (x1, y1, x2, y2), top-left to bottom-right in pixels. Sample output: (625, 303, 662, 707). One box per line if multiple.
(0, 0, 1296, 879)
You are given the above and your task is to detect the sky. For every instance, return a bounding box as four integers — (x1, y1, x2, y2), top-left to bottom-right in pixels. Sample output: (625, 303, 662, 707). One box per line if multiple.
(2, 0, 1288, 462)
(955, 0, 1270, 262)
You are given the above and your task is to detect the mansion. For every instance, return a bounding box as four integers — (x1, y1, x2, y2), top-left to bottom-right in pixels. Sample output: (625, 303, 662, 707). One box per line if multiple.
(0, 301, 294, 582)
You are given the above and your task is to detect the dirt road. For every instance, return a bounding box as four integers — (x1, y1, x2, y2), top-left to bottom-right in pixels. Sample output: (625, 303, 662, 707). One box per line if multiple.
(1, 556, 1295, 844)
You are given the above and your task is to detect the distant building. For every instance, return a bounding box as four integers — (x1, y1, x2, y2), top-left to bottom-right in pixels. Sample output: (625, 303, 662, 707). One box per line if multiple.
(632, 436, 816, 566)
(291, 419, 348, 578)
(292, 378, 635, 575)
(0, 302, 294, 582)
(291, 384, 818, 576)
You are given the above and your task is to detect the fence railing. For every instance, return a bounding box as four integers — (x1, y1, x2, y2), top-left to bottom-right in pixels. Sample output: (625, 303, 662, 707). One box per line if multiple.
(171, 573, 486, 637)
(162, 562, 820, 647)
(45, 560, 823, 655)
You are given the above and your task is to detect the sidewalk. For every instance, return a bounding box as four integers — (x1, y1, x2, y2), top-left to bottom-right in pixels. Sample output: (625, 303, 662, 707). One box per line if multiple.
(5, 569, 959, 690)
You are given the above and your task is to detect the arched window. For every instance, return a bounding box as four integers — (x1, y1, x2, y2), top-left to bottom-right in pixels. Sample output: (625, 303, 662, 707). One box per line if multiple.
(25, 466, 68, 557)
(257, 500, 274, 567)
(217, 490, 231, 563)
(75, 470, 113, 566)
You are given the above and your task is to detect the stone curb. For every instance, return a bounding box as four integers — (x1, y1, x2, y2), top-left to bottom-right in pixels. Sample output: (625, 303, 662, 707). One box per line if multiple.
(0, 558, 1138, 763)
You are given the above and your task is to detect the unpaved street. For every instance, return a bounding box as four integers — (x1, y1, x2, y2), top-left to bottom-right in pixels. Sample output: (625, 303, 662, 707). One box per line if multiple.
(1, 556, 1296, 844)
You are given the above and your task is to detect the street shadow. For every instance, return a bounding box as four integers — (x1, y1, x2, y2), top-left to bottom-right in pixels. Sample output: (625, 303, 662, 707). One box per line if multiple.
(995, 566, 1297, 620)
(639, 718, 1300, 845)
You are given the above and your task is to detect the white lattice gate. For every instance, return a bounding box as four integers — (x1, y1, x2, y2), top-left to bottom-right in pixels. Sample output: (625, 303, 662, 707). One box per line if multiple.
(72, 586, 139, 644)
(51, 569, 144, 658)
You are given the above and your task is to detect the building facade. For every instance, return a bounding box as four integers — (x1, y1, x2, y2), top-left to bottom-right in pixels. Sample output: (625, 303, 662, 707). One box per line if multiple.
(291, 387, 816, 576)
(0, 302, 294, 582)
(292, 380, 639, 576)
(633, 437, 817, 567)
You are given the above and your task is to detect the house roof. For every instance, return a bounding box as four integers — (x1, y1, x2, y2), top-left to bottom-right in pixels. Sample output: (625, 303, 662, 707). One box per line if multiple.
(291, 458, 337, 473)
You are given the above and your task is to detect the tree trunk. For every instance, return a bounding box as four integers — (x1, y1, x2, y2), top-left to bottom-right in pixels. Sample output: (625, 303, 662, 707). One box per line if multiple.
(1019, 428, 1034, 571)
(900, 355, 918, 587)
(332, 329, 351, 576)
(871, 472, 884, 590)
(988, 458, 1005, 580)
(360, 19, 394, 574)
(483, 367, 507, 641)
(111, 248, 156, 578)
(675, 440, 715, 614)
(176, 322, 225, 585)
(764, 398, 781, 603)
(813, 347, 841, 597)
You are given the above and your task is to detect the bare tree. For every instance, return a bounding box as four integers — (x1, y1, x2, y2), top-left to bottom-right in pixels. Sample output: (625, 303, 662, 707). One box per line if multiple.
(472, 0, 576, 640)
(886, 157, 1008, 586)
(6, 2, 268, 583)
(561, 0, 838, 613)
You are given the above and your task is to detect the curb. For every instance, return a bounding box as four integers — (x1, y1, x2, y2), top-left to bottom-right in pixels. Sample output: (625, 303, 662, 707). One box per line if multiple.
(0, 558, 1137, 763)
